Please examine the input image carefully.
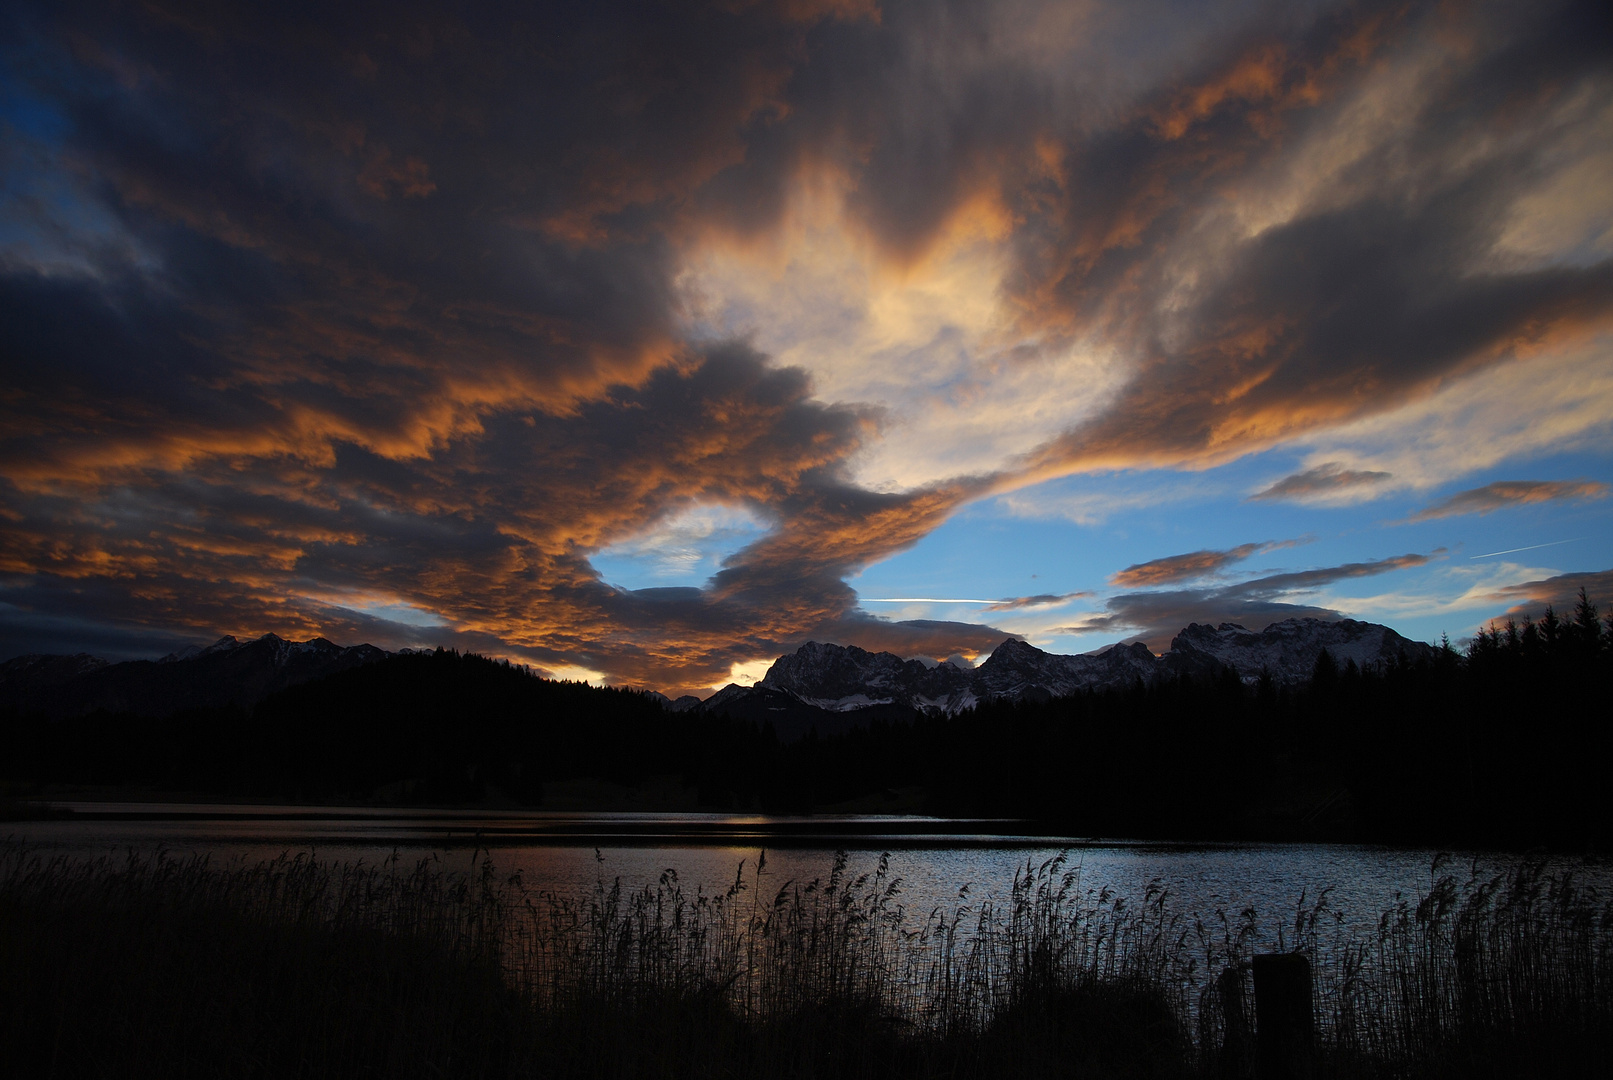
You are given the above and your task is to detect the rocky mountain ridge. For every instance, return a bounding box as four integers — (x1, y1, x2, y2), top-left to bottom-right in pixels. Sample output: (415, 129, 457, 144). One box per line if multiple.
(701, 617, 1435, 722)
(1, 617, 1434, 727)
(0, 633, 388, 717)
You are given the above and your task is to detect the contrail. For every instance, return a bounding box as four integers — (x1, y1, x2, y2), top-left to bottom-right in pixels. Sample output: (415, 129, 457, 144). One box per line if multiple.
(1469, 538, 1584, 560)
(860, 597, 999, 604)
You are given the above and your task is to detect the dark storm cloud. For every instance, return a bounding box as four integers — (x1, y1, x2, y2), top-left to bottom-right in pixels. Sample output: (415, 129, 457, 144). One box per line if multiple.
(1057, 553, 1429, 650)
(1, 323, 1000, 691)
(1250, 463, 1392, 502)
(1410, 480, 1609, 521)
(2, 0, 1610, 689)
(0, 0, 973, 692)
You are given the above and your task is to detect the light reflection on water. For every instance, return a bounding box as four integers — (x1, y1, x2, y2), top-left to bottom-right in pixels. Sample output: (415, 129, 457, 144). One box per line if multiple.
(13, 803, 1612, 945)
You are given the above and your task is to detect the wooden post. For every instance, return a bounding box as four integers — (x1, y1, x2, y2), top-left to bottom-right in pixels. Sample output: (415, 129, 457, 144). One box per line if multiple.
(1252, 952, 1313, 1080)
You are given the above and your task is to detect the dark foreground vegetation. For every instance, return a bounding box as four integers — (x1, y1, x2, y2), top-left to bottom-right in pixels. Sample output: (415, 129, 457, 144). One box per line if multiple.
(2, 842, 1609, 1079)
(4, 594, 1610, 846)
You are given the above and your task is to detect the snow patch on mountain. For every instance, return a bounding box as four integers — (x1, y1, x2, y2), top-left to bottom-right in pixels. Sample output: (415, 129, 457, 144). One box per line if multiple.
(1167, 618, 1435, 683)
(701, 617, 1435, 720)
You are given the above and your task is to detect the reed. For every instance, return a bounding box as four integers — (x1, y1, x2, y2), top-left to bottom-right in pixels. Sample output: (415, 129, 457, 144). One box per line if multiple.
(1310, 858, 1613, 1078)
(1, 841, 1607, 1078)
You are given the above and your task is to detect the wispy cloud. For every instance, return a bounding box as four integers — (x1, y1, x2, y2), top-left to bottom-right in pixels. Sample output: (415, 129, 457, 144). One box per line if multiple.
(1482, 568, 1613, 622)
(1226, 554, 1432, 597)
(1013, 3, 1613, 483)
(1109, 540, 1301, 588)
(859, 598, 1003, 605)
(1274, 335, 1613, 496)
(1055, 553, 1432, 650)
(998, 479, 1221, 527)
(1250, 463, 1393, 503)
(858, 591, 1090, 612)
(980, 591, 1091, 613)
(1409, 480, 1608, 521)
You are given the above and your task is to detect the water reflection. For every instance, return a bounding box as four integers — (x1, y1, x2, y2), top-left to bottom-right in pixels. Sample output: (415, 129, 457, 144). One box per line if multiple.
(14, 802, 1611, 946)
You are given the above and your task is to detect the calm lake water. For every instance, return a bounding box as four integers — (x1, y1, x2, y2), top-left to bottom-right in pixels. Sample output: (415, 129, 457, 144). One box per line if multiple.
(12, 802, 1612, 945)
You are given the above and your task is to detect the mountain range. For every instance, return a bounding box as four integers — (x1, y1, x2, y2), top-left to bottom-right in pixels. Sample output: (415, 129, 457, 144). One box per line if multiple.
(1, 617, 1433, 728)
(667, 617, 1435, 737)
(0, 634, 388, 718)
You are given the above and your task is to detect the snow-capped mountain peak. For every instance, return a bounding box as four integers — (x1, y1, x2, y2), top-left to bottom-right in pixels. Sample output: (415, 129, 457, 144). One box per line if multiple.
(706, 617, 1434, 721)
(1167, 618, 1433, 681)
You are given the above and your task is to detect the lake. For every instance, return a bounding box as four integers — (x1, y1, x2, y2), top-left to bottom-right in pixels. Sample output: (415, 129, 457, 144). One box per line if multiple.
(12, 801, 1611, 947)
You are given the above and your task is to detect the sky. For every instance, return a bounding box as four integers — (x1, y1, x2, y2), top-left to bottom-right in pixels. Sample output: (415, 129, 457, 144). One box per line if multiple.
(2, 0, 1611, 697)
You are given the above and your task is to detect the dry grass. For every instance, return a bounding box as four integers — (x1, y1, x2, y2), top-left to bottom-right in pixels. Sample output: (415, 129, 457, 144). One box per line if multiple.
(1, 842, 1608, 1078)
(1316, 858, 1613, 1078)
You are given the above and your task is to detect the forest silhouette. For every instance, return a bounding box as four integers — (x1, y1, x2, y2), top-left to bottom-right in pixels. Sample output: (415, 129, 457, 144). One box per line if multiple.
(5, 592, 1609, 847)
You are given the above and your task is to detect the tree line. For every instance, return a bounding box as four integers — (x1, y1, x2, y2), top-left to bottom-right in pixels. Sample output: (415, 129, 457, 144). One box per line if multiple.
(5, 591, 1609, 847)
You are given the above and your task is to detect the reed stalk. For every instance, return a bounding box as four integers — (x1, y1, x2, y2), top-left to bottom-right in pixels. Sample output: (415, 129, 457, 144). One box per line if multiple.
(2, 841, 1607, 1078)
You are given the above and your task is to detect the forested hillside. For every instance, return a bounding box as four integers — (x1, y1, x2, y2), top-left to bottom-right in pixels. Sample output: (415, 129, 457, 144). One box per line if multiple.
(5, 595, 1609, 847)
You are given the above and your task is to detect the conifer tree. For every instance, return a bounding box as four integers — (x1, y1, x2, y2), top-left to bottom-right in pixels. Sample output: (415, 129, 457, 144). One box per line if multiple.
(1573, 588, 1601, 649)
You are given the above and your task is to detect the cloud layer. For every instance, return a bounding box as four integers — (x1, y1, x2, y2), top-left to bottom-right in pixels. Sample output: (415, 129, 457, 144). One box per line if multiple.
(980, 591, 1091, 613)
(1059, 553, 1432, 650)
(1110, 541, 1301, 588)
(2, 1, 1611, 688)
(1410, 480, 1608, 521)
(1485, 568, 1613, 624)
(1251, 464, 1393, 503)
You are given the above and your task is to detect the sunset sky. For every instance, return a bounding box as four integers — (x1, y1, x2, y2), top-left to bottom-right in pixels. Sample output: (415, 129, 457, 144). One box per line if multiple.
(3, 0, 1611, 696)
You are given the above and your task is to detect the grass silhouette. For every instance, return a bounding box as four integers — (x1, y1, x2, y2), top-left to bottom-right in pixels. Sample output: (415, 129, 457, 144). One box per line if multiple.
(2, 842, 1608, 1078)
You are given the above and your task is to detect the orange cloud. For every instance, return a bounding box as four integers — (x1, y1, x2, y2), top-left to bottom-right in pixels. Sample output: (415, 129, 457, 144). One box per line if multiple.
(1410, 479, 1608, 521)
(1060, 552, 1431, 651)
(1152, 45, 1288, 141)
(4, 0, 1610, 693)
(357, 149, 436, 200)
(1251, 463, 1393, 502)
(1485, 569, 1613, 628)
(1111, 543, 1269, 588)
